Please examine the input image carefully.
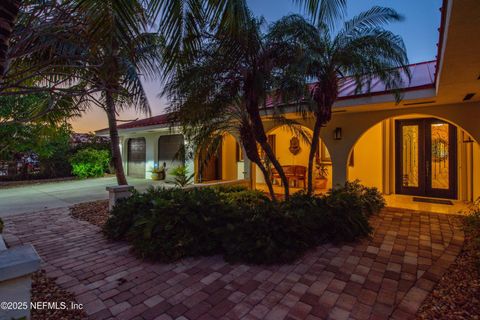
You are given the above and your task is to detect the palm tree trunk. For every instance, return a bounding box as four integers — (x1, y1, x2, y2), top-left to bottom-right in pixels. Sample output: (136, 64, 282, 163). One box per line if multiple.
(240, 123, 276, 201)
(255, 158, 276, 201)
(307, 117, 321, 194)
(0, 0, 20, 78)
(105, 90, 128, 185)
(257, 139, 289, 198)
(246, 103, 290, 198)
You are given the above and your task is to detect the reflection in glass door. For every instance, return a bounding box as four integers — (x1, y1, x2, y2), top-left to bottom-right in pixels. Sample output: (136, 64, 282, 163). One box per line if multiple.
(402, 125, 419, 188)
(396, 118, 457, 199)
(426, 120, 457, 198)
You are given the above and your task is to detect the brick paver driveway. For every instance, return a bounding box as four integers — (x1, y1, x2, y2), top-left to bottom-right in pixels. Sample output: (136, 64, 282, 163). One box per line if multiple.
(3, 207, 464, 320)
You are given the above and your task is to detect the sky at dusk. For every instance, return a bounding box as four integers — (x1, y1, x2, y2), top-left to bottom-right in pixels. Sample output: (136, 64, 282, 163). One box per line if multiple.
(72, 0, 443, 133)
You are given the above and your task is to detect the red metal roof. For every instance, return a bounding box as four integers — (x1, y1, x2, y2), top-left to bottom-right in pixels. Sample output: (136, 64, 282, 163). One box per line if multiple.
(102, 61, 436, 132)
(114, 113, 172, 131)
(264, 60, 436, 107)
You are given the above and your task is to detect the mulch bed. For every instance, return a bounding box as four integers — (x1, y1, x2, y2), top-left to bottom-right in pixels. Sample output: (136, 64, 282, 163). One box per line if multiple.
(31, 270, 87, 320)
(416, 217, 480, 319)
(70, 200, 109, 227)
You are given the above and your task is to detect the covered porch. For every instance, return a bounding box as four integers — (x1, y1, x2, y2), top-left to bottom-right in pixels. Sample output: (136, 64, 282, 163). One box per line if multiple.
(248, 103, 480, 214)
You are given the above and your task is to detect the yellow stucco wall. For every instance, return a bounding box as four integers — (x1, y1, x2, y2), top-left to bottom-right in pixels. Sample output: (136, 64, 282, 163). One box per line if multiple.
(271, 126, 310, 168)
(348, 122, 384, 190)
(255, 125, 333, 188)
(221, 134, 238, 181)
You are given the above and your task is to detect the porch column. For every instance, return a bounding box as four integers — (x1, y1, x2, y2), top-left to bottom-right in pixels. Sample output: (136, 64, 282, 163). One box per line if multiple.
(328, 142, 351, 189)
(144, 135, 157, 179)
(331, 156, 349, 188)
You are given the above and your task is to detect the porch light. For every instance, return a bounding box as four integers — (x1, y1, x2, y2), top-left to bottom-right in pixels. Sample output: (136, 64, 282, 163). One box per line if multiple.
(333, 127, 342, 140)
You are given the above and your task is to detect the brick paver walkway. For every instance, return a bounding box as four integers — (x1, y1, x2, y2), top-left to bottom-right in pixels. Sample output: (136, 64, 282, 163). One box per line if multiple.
(3, 207, 464, 320)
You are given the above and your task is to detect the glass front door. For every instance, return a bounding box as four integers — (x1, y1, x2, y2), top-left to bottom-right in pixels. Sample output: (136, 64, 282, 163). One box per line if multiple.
(395, 118, 457, 199)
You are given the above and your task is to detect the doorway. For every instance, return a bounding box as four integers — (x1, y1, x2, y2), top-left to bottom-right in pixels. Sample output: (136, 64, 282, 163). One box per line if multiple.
(198, 144, 222, 182)
(127, 138, 146, 178)
(395, 118, 457, 199)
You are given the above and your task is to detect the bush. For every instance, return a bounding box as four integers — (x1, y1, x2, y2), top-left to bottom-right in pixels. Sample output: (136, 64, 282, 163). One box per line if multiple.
(339, 180, 386, 217)
(103, 188, 160, 240)
(70, 148, 110, 178)
(103, 181, 384, 264)
(170, 166, 194, 187)
(127, 188, 228, 261)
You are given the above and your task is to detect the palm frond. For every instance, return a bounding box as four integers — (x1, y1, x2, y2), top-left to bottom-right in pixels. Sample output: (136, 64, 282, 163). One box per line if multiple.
(294, 0, 347, 28)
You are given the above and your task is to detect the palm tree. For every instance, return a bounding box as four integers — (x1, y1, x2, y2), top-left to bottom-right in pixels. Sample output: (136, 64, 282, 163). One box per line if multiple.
(166, 93, 279, 200)
(0, 0, 20, 78)
(269, 9, 410, 194)
(2, 0, 161, 186)
(163, 10, 313, 198)
(71, 0, 162, 185)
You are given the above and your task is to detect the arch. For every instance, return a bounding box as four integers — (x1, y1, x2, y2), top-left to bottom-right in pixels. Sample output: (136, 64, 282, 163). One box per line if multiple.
(253, 124, 334, 193)
(194, 132, 242, 183)
(319, 103, 480, 189)
(343, 113, 480, 201)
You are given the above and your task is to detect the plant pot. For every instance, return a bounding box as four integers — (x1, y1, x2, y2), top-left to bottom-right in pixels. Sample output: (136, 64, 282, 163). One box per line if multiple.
(315, 178, 328, 189)
(151, 172, 159, 181)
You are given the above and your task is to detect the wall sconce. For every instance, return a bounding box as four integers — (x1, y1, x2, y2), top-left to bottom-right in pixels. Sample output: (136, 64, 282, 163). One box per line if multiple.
(333, 127, 342, 140)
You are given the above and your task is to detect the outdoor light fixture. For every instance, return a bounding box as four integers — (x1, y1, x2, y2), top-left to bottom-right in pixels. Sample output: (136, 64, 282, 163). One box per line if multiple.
(333, 127, 342, 140)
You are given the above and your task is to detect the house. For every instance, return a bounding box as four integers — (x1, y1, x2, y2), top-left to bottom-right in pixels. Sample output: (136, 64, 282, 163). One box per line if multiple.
(96, 0, 480, 203)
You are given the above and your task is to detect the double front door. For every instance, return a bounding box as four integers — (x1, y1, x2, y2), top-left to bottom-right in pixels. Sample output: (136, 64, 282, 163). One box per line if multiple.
(395, 118, 457, 199)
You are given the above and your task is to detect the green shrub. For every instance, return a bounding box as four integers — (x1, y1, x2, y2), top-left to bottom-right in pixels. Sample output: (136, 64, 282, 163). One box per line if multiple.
(103, 188, 160, 240)
(127, 188, 228, 261)
(170, 166, 194, 187)
(70, 148, 110, 178)
(103, 181, 384, 265)
(339, 180, 386, 217)
(323, 186, 373, 242)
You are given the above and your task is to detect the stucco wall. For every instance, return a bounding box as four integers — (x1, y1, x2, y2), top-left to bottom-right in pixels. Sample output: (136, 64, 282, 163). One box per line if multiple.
(221, 134, 239, 181)
(254, 125, 333, 188)
(348, 122, 384, 190)
(120, 129, 189, 180)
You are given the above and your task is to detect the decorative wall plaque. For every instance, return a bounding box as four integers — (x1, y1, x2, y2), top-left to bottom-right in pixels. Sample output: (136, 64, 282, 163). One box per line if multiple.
(289, 137, 301, 155)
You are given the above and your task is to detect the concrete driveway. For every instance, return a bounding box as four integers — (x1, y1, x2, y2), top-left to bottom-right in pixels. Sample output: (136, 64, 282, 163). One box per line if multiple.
(0, 177, 172, 217)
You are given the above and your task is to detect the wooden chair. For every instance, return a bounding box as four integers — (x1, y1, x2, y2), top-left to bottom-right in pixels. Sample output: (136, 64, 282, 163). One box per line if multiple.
(294, 166, 307, 189)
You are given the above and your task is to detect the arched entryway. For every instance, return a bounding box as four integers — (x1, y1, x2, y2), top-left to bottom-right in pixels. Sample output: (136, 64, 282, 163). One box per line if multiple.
(195, 133, 242, 183)
(254, 124, 333, 194)
(127, 138, 146, 178)
(347, 114, 480, 202)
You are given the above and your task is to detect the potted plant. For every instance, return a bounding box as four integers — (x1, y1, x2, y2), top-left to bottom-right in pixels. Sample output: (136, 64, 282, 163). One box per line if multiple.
(151, 165, 160, 181)
(315, 163, 329, 190)
(170, 165, 194, 187)
(151, 162, 167, 181)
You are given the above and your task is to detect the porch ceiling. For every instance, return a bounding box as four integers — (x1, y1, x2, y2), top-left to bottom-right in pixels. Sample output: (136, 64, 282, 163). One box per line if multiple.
(436, 0, 480, 104)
